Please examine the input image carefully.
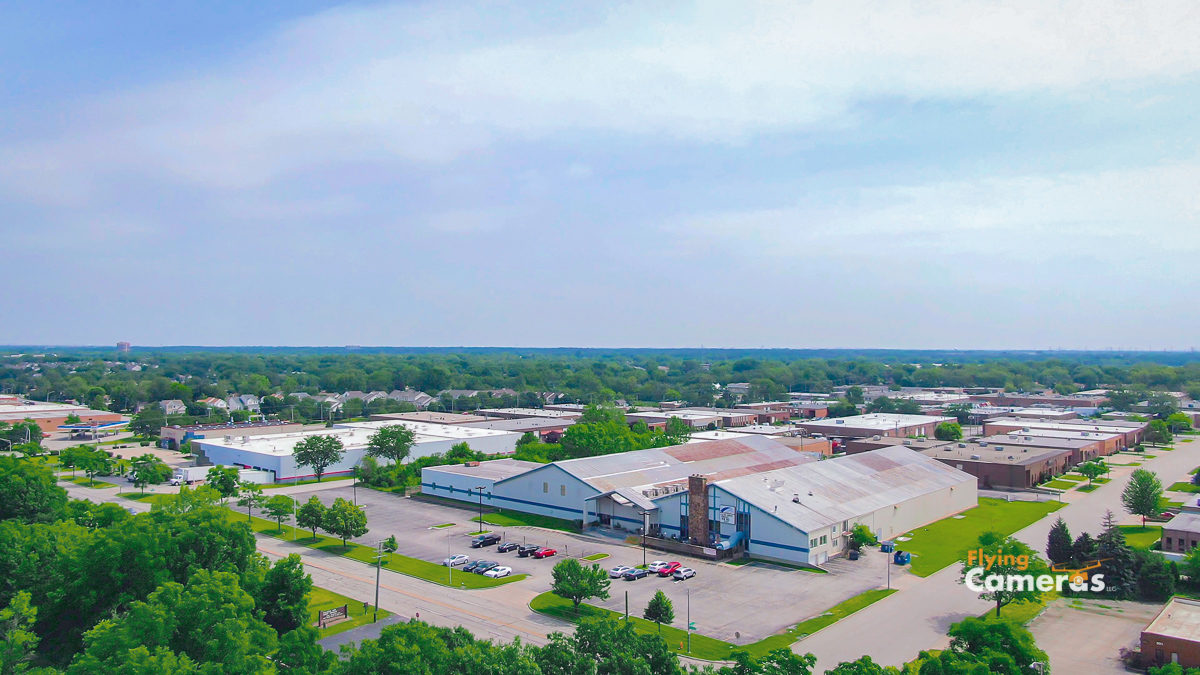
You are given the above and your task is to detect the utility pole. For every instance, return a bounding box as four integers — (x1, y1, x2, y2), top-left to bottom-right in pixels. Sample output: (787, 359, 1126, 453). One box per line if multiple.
(675, 580, 691, 653)
(638, 510, 649, 567)
(475, 485, 486, 532)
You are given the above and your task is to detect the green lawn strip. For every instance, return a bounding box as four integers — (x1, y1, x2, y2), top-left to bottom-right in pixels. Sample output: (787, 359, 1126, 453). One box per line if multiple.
(724, 558, 753, 566)
(900, 498, 1065, 577)
(1040, 480, 1076, 490)
(121, 493, 173, 504)
(1170, 483, 1200, 493)
(60, 476, 118, 488)
(472, 511, 581, 533)
(1076, 485, 1100, 493)
(583, 553, 609, 561)
(1092, 477, 1111, 484)
(1057, 475, 1086, 482)
(1159, 497, 1185, 511)
(977, 592, 1058, 626)
(1190, 466, 1200, 475)
(738, 559, 827, 573)
(1118, 525, 1162, 550)
(432, 523, 456, 529)
(308, 585, 389, 639)
(233, 511, 525, 589)
(530, 589, 895, 661)
(263, 476, 353, 489)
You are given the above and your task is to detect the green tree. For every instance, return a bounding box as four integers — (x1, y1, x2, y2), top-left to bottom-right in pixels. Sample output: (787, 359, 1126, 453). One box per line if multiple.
(296, 496, 326, 540)
(366, 425, 416, 466)
(825, 655, 893, 675)
(943, 403, 972, 425)
(1137, 552, 1176, 601)
(321, 497, 367, 548)
(206, 466, 240, 504)
(128, 407, 165, 438)
(516, 432, 539, 447)
(849, 524, 877, 551)
(1122, 468, 1163, 527)
(64, 413, 82, 425)
(263, 494, 295, 533)
(0, 456, 67, 523)
(293, 435, 344, 482)
(152, 485, 221, 514)
(1180, 544, 1200, 587)
(1146, 419, 1174, 446)
(0, 592, 40, 675)
(1045, 517, 1073, 566)
(235, 482, 265, 523)
(663, 417, 693, 444)
(845, 386, 865, 405)
(130, 453, 170, 495)
(918, 617, 1046, 675)
(643, 590, 674, 633)
(257, 554, 312, 636)
(76, 448, 111, 487)
(934, 422, 963, 441)
(1077, 460, 1106, 486)
(1097, 510, 1137, 597)
(961, 533, 1045, 617)
(550, 558, 612, 611)
(1167, 413, 1194, 434)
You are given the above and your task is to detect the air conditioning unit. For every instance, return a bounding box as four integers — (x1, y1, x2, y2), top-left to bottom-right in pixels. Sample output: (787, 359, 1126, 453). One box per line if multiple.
(958, 443, 967, 448)
(970, 454, 982, 460)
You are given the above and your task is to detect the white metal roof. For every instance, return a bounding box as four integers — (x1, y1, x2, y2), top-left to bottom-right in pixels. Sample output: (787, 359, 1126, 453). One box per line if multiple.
(799, 413, 953, 431)
(423, 459, 543, 481)
(716, 446, 975, 534)
(197, 421, 518, 457)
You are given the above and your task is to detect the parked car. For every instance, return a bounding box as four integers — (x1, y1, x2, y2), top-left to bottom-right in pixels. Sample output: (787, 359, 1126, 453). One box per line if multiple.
(497, 542, 520, 553)
(622, 568, 648, 581)
(473, 561, 499, 574)
(532, 548, 558, 559)
(608, 565, 635, 578)
(672, 567, 696, 580)
(657, 562, 682, 577)
(442, 554, 469, 567)
(646, 561, 670, 573)
(471, 534, 501, 548)
(517, 545, 541, 557)
(484, 565, 512, 578)
(462, 560, 484, 573)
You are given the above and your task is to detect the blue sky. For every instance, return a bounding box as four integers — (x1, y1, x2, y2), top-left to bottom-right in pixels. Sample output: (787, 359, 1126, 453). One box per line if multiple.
(3, 1, 1198, 349)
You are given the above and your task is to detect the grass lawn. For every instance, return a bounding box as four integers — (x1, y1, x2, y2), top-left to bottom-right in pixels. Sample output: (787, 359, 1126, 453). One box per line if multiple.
(1076, 485, 1100, 493)
(1160, 497, 1185, 510)
(60, 476, 118, 489)
(1118, 525, 1162, 550)
(899, 498, 1065, 577)
(1057, 475, 1086, 482)
(472, 510, 581, 533)
(264, 476, 354, 489)
(1170, 482, 1200, 493)
(309, 586, 390, 639)
(725, 558, 753, 566)
(583, 553, 609, 561)
(530, 588, 895, 660)
(978, 592, 1058, 626)
(1191, 466, 1200, 475)
(1040, 480, 1076, 490)
(233, 511, 526, 589)
(1092, 477, 1111, 484)
(432, 523, 455, 529)
(121, 493, 173, 504)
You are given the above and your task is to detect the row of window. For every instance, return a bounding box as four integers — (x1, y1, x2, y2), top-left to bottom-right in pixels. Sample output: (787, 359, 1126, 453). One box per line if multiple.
(543, 482, 566, 496)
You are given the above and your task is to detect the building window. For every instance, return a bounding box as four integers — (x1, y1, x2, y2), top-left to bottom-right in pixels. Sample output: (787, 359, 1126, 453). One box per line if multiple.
(560, 484, 566, 496)
(809, 538, 818, 548)
(543, 482, 548, 493)
(821, 535, 828, 545)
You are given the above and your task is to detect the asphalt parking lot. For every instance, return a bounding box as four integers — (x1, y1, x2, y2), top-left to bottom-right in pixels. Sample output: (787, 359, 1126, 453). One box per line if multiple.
(1028, 598, 1162, 675)
(272, 485, 896, 646)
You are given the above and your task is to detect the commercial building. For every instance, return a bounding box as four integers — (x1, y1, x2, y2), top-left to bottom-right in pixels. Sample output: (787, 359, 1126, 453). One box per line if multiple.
(0, 400, 123, 433)
(920, 441, 1071, 489)
(476, 408, 582, 421)
(795, 413, 954, 440)
(422, 439, 974, 567)
(1163, 512, 1200, 554)
(983, 432, 1107, 465)
(680, 408, 761, 427)
(160, 420, 304, 450)
(369, 411, 488, 425)
(789, 402, 830, 419)
(981, 418, 1142, 450)
(1142, 597, 1200, 669)
(970, 392, 1109, 408)
(458, 417, 575, 442)
(192, 420, 520, 482)
(417, 459, 543, 501)
(625, 410, 724, 429)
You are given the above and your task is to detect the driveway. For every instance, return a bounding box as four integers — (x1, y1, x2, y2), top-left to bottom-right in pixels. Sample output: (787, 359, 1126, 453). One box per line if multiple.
(1028, 598, 1162, 675)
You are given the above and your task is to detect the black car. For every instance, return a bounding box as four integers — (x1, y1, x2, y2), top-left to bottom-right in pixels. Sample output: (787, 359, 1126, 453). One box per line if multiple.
(462, 560, 483, 573)
(497, 542, 519, 553)
(622, 568, 648, 581)
(517, 545, 541, 558)
(470, 534, 501, 548)
(473, 561, 499, 574)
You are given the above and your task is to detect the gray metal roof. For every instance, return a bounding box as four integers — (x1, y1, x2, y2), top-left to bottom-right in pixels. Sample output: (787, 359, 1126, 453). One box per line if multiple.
(423, 459, 543, 481)
(550, 436, 820, 494)
(716, 446, 975, 534)
(1166, 512, 1200, 534)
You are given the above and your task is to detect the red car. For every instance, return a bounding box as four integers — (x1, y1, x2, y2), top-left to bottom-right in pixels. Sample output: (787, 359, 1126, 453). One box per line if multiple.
(657, 561, 682, 577)
(532, 548, 558, 559)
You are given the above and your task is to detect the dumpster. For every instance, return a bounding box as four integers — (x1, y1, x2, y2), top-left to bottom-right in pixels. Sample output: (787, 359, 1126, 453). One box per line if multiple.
(848, 550, 860, 561)
(880, 541, 894, 553)
(893, 550, 911, 565)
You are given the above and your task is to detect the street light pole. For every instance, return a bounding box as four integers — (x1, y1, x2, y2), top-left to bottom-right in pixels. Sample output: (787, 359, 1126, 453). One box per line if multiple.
(475, 485, 486, 532)
(638, 510, 649, 567)
(675, 580, 691, 653)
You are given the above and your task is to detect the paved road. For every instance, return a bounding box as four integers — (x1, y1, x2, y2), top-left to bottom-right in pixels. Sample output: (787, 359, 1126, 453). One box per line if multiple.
(798, 443, 1199, 672)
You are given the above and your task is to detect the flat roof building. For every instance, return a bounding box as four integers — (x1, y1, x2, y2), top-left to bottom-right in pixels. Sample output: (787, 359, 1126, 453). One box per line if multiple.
(160, 420, 304, 449)
(1163, 512, 1200, 554)
(795, 413, 954, 439)
(0, 400, 124, 433)
(369, 411, 488, 425)
(625, 410, 724, 429)
(476, 408, 582, 421)
(920, 440, 1071, 489)
(981, 418, 1142, 449)
(1142, 597, 1200, 669)
(458, 417, 575, 442)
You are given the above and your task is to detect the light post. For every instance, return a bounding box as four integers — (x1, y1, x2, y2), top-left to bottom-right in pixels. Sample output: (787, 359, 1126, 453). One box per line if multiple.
(372, 538, 394, 622)
(474, 485, 486, 532)
(674, 580, 691, 653)
(638, 510, 649, 567)
(352, 465, 359, 506)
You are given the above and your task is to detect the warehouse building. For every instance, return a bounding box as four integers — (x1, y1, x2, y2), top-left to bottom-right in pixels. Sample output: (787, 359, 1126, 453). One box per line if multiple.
(0, 400, 123, 433)
(795, 413, 953, 440)
(1141, 597, 1200, 669)
(192, 420, 520, 482)
(980, 418, 1133, 452)
(919, 441, 1072, 489)
(160, 420, 304, 450)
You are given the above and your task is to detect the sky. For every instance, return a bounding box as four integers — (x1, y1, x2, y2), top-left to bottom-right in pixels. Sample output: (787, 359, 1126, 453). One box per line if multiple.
(3, 1, 1199, 350)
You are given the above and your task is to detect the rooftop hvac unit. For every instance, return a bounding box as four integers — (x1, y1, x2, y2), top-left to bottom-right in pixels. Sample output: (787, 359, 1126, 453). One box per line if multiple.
(902, 439, 912, 445)
(872, 435, 882, 440)
(979, 441, 989, 447)
(995, 446, 1004, 451)
(970, 454, 982, 460)
(769, 479, 785, 491)
(958, 443, 967, 448)
(1007, 456, 1015, 460)
(835, 419, 844, 424)
(792, 494, 800, 503)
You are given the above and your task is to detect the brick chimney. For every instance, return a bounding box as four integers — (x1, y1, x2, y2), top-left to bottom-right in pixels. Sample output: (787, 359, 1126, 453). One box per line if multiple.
(688, 474, 709, 545)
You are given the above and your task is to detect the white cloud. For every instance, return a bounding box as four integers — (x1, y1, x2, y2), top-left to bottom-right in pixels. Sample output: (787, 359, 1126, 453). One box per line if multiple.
(670, 162, 1200, 260)
(2, 0, 1199, 194)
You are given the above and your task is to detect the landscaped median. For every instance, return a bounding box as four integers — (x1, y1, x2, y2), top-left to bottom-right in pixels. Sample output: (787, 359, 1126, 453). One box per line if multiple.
(230, 510, 527, 589)
(471, 510, 581, 533)
(892, 497, 1065, 577)
(530, 588, 895, 661)
(309, 586, 391, 639)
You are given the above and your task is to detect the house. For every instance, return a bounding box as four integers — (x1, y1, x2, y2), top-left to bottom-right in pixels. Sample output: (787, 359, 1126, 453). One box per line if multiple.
(225, 395, 261, 412)
(388, 389, 435, 409)
(724, 383, 751, 398)
(198, 397, 228, 410)
(1163, 512, 1200, 554)
(160, 399, 187, 416)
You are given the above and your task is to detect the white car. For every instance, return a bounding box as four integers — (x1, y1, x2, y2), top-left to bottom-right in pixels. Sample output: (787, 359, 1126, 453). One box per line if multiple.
(608, 565, 634, 578)
(646, 561, 669, 573)
(442, 554, 469, 567)
(484, 565, 512, 578)
(672, 567, 696, 580)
